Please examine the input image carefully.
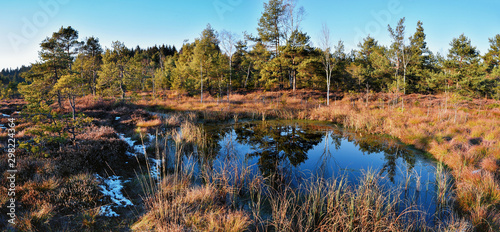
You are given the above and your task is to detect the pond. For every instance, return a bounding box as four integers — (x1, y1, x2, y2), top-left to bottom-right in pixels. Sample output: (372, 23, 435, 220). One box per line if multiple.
(195, 120, 442, 222)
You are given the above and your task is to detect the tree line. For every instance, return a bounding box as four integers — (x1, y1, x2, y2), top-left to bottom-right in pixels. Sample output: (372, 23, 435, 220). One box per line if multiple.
(17, 0, 500, 113)
(0, 66, 30, 98)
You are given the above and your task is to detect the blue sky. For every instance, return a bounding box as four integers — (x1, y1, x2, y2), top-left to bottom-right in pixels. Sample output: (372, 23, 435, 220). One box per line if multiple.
(1, 0, 499, 70)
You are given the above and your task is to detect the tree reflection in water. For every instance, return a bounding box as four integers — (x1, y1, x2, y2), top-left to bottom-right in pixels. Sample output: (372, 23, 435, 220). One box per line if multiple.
(234, 121, 324, 178)
(203, 121, 419, 183)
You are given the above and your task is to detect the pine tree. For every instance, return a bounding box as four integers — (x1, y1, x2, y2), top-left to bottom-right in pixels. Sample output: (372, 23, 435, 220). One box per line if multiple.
(388, 18, 410, 109)
(54, 26, 81, 70)
(53, 72, 86, 119)
(351, 36, 392, 93)
(257, 0, 286, 89)
(448, 34, 480, 69)
(19, 26, 81, 109)
(407, 21, 435, 93)
(484, 34, 500, 73)
(232, 39, 251, 88)
(258, 0, 286, 56)
(98, 41, 132, 99)
(192, 24, 220, 102)
(446, 34, 481, 92)
(75, 36, 102, 96)
(283, 29, 310, 91)
(172, 42, 195, 92)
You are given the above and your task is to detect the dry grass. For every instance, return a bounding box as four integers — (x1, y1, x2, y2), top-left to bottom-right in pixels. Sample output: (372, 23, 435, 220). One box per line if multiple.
(137, 119, 162, 128)
(132, 174, 251, 231)
(5, 90, 499, 231)
(134, 90, 500, 231)
(131, 118, 466, 232)
(303, 93, 500, 231)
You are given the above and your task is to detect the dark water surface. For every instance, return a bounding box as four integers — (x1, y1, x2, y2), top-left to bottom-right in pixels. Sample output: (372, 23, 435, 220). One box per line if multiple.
(198, 120, 440, 221)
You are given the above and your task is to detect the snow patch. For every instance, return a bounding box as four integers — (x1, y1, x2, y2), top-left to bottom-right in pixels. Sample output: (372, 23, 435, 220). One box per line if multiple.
(118, 133, 146, 154)
(95, 174, 133, 217)
(125, 151, 136, 157)
(0, 124, 5, 129)
(118, 133, 161, 178)
(115, 117, 121, 120)
(100, 205, 119, 217)
(1, 114, 10, 117)
(148, 133, 155, 142)
(150, 158, 161, 179)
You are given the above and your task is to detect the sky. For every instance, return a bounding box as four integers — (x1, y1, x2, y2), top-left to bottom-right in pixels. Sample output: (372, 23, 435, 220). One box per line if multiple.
(1, 0, 499, 70)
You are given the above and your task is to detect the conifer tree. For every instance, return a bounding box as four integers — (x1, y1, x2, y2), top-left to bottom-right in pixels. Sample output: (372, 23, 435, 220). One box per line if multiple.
(20, 26, 81, 109)
(446, 34, 481, 92)
(484, 34, 500, 73)
(407, 21, 435, 93)
(193, 24, 220, 102)
(74, 36, 102, 96)
(98, 41, 132, 99)
(388, 17, 410, 107)
(257, 0, 286, 89)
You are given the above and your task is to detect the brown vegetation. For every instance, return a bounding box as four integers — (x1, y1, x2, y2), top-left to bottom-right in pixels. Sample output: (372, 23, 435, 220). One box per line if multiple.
(2, 89, 499, 231)
(136, 89, 500, 230)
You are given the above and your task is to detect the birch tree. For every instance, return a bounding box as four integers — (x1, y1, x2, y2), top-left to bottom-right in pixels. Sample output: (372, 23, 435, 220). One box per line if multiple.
(220, 30, 237, 103)
(320, 23, 334, 106)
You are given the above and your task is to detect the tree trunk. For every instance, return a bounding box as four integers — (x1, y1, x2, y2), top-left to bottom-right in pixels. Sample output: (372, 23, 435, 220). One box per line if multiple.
(92, 70, 96, 96)
(120, 81, 125, 99)
(326, 62, 331, 106)
(327, 78, 330, 106)
(57, 91, 63, 109)
(200, 63, 203, 103)
(69, 95, 76, 120)
(244, 63, 251, 88)
(152, 70, 156, 99)
(218, 74, 222, 104)
(227, 58, 232, 104)
(120, 69, 125, 99)
(292, 56, 296, 91)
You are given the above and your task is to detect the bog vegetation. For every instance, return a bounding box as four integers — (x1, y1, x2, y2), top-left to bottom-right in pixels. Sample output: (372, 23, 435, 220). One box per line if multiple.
(1, 0, 500, 231)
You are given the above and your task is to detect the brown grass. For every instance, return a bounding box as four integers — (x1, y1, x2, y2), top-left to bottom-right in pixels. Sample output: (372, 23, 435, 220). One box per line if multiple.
(137, 119, 162, 128)
(5, 90, 499, 231)
(132, 175, 250, 231)
(133, 90, 500, 231)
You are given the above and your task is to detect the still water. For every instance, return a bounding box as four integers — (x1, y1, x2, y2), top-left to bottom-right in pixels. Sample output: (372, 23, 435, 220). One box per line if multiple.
(196, 120, 441, 221)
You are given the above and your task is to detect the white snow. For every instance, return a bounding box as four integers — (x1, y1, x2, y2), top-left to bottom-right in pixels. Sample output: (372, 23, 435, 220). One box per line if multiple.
(148, 134, 155, 142)
(95, 132, 160, 217)
(95, 174, 133, 217)
(118, 133, 146, 154)
(1, 114, 9, 117)
(100, 176, 133, 206)
(0, 124, 5, 129)
(125, 151, 136, 157)
(115, 117, 121, 120)
(150, 158, 161, 179)
(117, 133, 161, 178)
(100, 205, 119, 217)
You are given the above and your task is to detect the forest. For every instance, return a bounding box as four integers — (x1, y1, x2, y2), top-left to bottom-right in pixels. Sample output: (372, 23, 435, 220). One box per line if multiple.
(1, 0, 500, 231)
(10, 12, 500, 105)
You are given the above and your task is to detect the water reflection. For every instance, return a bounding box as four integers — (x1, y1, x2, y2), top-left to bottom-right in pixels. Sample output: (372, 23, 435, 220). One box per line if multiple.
(233, 122, 324, 177)
(204, 121, 421, 183)
(343, 132, 417, 182)
(197, 120, 438, 224)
